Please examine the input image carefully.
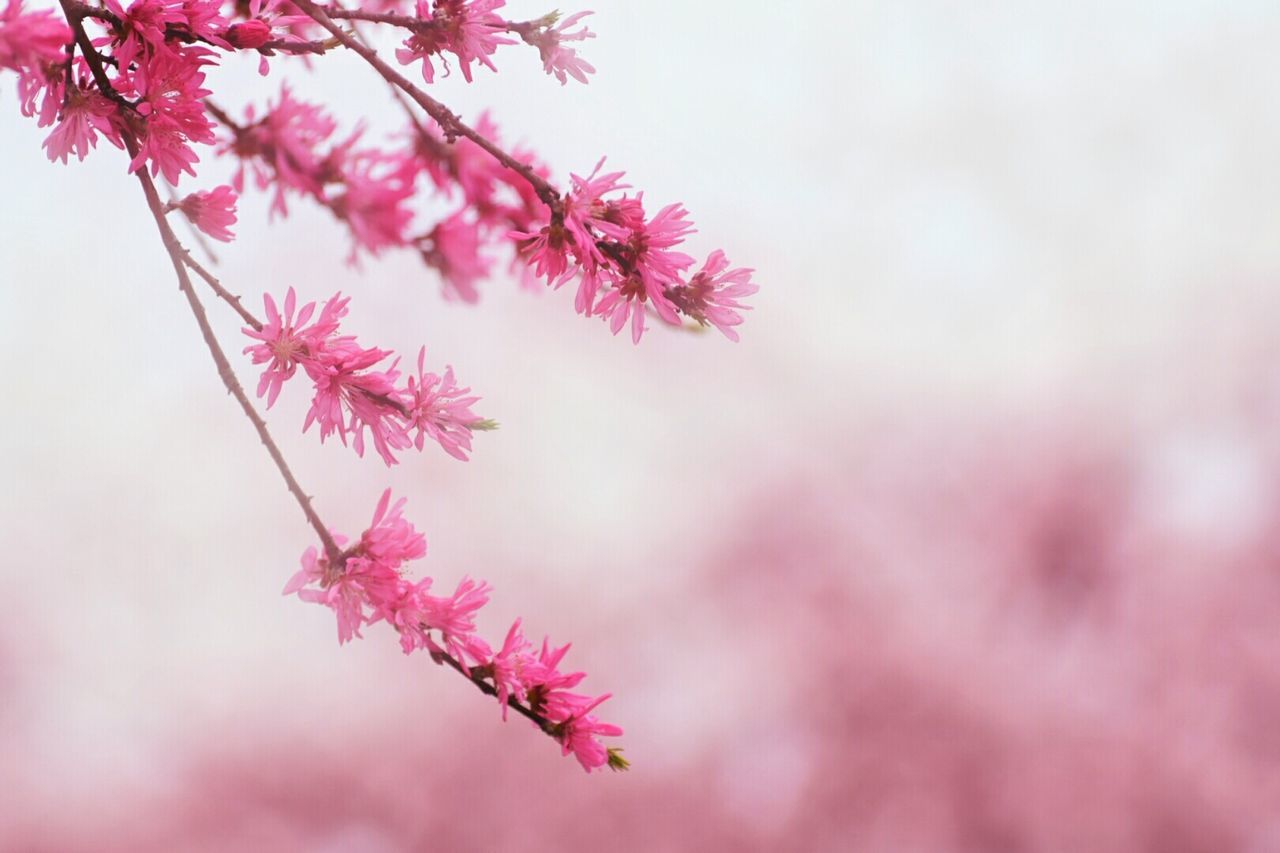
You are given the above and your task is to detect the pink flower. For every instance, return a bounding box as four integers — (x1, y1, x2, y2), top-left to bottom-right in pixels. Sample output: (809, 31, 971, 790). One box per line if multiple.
(553, 693, 623, 772)
(224, 87, 336, 216)
(405, 348, 484, 461)
(242, 288, 343, 407)
(423, 210, 491, 303)
(490, 619, 532, 719)
(357, 489, 427, 569)
(666, 250, 759, 341)
(282, 534, 384, 646)
(512, 221, 573, 285)
(302, 341, 410, 466)
(522, 638, 587, 710)
(394, 0, 513, 84)
(527, 10, 595, 85)
(98, 0, 187, 72)
(178, 0, 228, 43)
(42, 85, 124, 164)
(332, 149, 418, 260)
(177, 184, 237, 242)
(419, 576, 492, 664)
(299, 554, 401, 644)
(0, 0, 68, 74)
(512, 157, 630, 313)
(1, 0, 71, 126)
(127, 49, 218, 185)
(592, 202, 696, 343)
(282, 492, 425, 643)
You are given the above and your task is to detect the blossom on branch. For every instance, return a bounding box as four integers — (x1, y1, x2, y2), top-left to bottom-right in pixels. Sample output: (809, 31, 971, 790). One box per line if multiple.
(283, 490, 623, 771)
(176, 184, 237, 241)
(243, 289, 489, 465)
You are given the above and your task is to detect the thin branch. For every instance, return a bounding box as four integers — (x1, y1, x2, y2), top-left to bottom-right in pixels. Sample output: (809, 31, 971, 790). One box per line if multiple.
(434, 650, 556, 735)
(57, 0, 343, 569)
(180, 250, 262, 330)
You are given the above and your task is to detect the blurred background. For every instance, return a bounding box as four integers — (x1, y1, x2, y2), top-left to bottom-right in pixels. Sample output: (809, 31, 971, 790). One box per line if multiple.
(5, 1, 1280, 850)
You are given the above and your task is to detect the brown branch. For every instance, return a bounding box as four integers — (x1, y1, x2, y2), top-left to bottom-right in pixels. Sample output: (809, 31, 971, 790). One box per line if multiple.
(434, 648, 556, 735)
(180, 250, 262, 331)
(57, 0, 343, 569)
(318, 5, 421, 28)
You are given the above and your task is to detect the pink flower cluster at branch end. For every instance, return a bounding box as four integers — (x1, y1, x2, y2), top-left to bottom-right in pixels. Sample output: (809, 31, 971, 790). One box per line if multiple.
(243, 288, 491, 465)
(513, 160, 759, 342)
(284, 490, 625, 772)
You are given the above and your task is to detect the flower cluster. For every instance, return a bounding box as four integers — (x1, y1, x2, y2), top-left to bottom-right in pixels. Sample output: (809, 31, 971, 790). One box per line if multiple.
(285, 490, 625, 772)
(514, 160, 759, 342)
(243, 287, 487, 464)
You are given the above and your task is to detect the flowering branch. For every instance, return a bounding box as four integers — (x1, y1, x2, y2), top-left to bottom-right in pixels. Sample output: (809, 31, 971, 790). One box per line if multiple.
(6, 0, 756, 773)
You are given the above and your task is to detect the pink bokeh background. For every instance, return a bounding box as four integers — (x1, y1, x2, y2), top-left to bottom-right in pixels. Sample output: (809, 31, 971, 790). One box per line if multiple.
(5, 2, 1280, 850)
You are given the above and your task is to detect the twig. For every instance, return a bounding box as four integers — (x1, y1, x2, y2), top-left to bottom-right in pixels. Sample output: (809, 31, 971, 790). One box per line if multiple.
(57, 0, 344, 569)
(180, 250, 262, 330)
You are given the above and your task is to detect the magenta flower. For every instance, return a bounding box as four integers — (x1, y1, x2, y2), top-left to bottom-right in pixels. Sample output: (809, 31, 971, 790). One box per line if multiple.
(405, 347, 484, 461)
(177, 184, 237, 242)
(528, 10, 596, 85)
(302, 341, 409, 466)
(357, 489, 427, 570)
(424, 210, 491, 303)
(127, 49, 218, 185)
(394, 0, 513, 84)
(0, 0, 71, 127)
(667, 250, 759, 342)
(242, 288, 337, 407)
(333, 150, 418, 260)
(419, 576, 492, 664)
(42, 84, 124, 164)
(490, 619, 531, 719)
(224, 87, 336, 216)
(551, 693, 623, 772)
(592, 202, 696, 343)
(98, 0, 186, 72)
